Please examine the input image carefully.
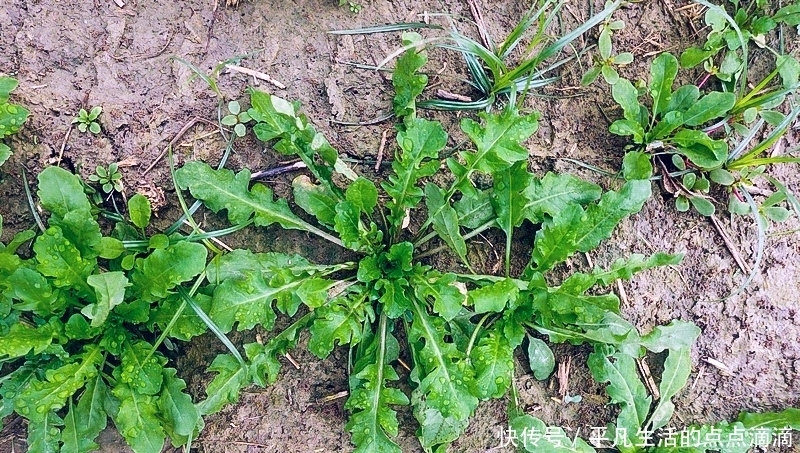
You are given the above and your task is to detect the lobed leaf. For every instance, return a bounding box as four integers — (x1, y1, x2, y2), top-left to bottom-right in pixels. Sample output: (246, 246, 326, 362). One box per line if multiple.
(308, 291, 370, 358)
(196, 354, 250, 416)
(131, 241, 207, 302)
(471, 322, 515, 400)
(112, 383, 166, 453)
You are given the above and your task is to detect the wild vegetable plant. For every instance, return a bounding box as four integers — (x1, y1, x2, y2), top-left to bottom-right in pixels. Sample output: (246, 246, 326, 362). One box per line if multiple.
(88, 162, 124, 194)
(72, 106, 102, 134)
(0, 166, 240, 452)
(0, 76, 29, 167)
(582, 5, 633, 86)
(175, 34, 698, 452)
(221, 100, 251, 138)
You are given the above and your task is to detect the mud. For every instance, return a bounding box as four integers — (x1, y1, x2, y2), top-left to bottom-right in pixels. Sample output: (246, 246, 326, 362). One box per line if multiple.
(1, 0, 798, 452)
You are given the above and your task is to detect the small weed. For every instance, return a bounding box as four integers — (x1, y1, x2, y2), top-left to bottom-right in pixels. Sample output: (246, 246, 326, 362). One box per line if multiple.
(0, 76, 30, 167)
(221, 100, 252, 137)
(339, 0, 361, 13)
(72, 106, 103, 134)
(88, 162, 124, 194)
(582, 6, 634, 86)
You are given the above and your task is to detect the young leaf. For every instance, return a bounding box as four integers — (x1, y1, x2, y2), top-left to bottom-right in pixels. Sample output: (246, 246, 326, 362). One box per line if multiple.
(131, 241, 207, 302)
(119, 341, 165, 396)
(112, 383, 166, 453)
(492, 162, 530, 274)
(61, 375, 108, 453)
(408, 299, 479, 448)
(456, 107, 540, 176)
(412, 270, 467, 322)
(345, 315, 409, 453)
(292, 175, 340, 226)
(649, 53, 679, 118)
(346, 177, 379, 215)
(612, 79, 641, 123)
(382, 118, 446, 232)
(34, 226, 95, 296)
(690, 196, 715, 216)
(523, 172, 602, 224)
(159, 368, 201, 443)
(469, 278, 518, 314)
(471, 323, 514, 400)
(308, 291, 369, 358)
(63, 399, 98, 453)
(671, 129, 728, 168)
(128, 193, 152, 229)
(393, 32, 428, 119)
(526, 336, 555, 380)
(196, 354, 250, 416)
(83, 271, 130, 327)
(424, 183, 468, 263)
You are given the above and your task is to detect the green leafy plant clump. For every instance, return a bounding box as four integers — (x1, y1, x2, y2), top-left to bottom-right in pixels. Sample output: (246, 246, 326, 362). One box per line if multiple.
(72, 106, 102, 134)
(0, 76, 30, 167)
(168, 34, 706, 452)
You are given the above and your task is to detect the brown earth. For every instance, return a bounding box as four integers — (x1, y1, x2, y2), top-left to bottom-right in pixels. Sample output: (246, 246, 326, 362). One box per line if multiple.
(1, 0, 799, 452)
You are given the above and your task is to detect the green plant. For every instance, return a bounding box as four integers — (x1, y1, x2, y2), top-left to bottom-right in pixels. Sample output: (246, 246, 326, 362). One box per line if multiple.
(72, 106, 102, 134)
(333, 0, 622, 111)
(0, 76, 30, 167)
(221, 100, 251, 137)
(681, 0, 800, 86)
(582, 6, 634, 86)
(339, 0, 361, 13)
(88, 162, 124, 194)
(173, 34, 698, 452)
(0, 167, 221, 452)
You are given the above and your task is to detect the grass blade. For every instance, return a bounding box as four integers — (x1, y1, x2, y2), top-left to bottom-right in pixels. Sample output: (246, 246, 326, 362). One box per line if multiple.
(328, 23, 443, 35)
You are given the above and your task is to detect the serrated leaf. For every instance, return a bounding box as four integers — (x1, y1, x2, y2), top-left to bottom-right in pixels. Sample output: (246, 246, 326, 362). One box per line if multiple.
(469, 278, 518, 314)
(588, 345, 651, 447)
(345, 316, 409, 453)
(309, 291, 369, 358)
(112, 383, 166, 453)
(458, 107, 540, 175)
(150, 293, 211, 341)
(210, 270, 304, 332)
(412, 271, 466, 321)
(409, 300, 478, 448)
(128, 193, 152, 229)
(526, 336, 555, 380)
(562, 253, 683, 296)
(682, 91, 736, 126)
(6, 267, 62, 316)
(37, 166, 92, 219)
(27, 410, 62, 453)
(119, 341, 165, 396)
(424, 183, 468, 263)
(471, 325, 514, 399)
(641, 320, 702, 354)
(523, 172, 602, 223)
(0, 320, 62, 358)
(531, 180, 651, 272)
(393, 32, 428, 119)
(159, 368, 201, 443)
(83, 271, 130, 327)
(16, 345, 103, 423)
(196, 354, 250, 416)
(131, 241, 207, 302)
(509, 414, 596, 452)
(51, 209, 103, 259)
(649, 346, 693, 431)
(382, 118, 446, 233)
(650, 53, 679, 118)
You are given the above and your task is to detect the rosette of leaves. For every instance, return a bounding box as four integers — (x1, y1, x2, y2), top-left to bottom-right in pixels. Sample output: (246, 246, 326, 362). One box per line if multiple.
(175, 33, 697, 452)
(0, 167, 222, 453)
(582, 10, 633, 86)
(72, 106, 102, 134)
(221, 100, 251, 137)
(88, 162, 124, 194)
(0, 76, 30, 167)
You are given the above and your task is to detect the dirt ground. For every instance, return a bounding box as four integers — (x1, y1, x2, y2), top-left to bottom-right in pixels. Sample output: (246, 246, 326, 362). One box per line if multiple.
(1, 0, 799, 452)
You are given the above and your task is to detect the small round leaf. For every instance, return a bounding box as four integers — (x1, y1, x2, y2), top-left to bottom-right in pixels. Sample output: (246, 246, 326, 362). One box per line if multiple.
(709, 168, 735, 186)
(676, 195, 690, 212)
(228, 100, 241, 115)
(690, 196, 715, 216)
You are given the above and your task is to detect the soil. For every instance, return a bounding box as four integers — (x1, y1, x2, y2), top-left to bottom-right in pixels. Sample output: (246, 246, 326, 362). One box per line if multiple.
(1, 0, 799, 452)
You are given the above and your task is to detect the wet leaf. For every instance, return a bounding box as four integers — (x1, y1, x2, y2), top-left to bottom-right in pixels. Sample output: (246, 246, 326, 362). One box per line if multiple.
(128, 193, 152, 229)
(649, 53, 679, 117)
(526, 336, 555, 380)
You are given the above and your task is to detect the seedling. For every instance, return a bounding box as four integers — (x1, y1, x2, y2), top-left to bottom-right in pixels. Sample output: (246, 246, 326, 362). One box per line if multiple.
(339, 0, 361, 13)
(0, 76, 30, 167)
(88, 162, 124, 193)
(221, 100, 251, 137)
(72, 105, 102, 134)
(582, 8, 634, 86)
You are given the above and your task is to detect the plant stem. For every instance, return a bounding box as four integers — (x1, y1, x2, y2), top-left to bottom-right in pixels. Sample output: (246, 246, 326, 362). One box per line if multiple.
(465, 313, 493, 357)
